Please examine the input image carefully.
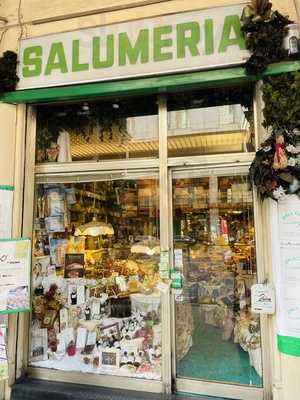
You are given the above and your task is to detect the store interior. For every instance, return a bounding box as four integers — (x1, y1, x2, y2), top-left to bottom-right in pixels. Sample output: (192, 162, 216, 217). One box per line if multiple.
(173, 175, 262, 386)
(31, 85, 262, 387)
(31, 178, 163, 379)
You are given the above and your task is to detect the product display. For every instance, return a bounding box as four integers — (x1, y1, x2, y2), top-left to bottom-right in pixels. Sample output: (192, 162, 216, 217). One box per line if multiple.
(30, 179, 162, 380)
(174, 175, 263, 386)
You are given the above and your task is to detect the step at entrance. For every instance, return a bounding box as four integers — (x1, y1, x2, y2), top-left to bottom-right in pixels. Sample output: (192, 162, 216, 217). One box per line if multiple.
(11, 379, 229, 400)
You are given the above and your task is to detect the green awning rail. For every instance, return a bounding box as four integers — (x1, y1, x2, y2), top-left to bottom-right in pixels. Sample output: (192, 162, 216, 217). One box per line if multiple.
(1, 61, 300, 104)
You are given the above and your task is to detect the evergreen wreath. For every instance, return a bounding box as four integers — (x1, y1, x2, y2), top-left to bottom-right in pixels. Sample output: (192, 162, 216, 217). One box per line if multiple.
(241, 0, 292, 75)
(0, 51, 19, 93)
(250, 71, 300, 200)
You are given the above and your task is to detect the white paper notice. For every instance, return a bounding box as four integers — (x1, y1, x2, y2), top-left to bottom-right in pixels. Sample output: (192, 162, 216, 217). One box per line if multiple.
(251, 284, 275, 314)
(280, 247, 300, 284)
(276, 197, 300, 340)
(174, 249, 183, 269)
(278, 197, 300, 245)
(0, 239, 31, 312)
(0, 187, 13, 239)
(276, 284, 300, 337)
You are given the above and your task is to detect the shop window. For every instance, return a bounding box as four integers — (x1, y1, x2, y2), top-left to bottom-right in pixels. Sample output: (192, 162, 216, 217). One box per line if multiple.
(173, 172, 263, 387)
(30, 178, 163, 380)
(167, 85, 255, 157)
(35, 96, 158, 163)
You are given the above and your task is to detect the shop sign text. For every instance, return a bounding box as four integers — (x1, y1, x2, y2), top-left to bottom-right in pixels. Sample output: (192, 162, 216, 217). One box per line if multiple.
(18, 5, 249, 90)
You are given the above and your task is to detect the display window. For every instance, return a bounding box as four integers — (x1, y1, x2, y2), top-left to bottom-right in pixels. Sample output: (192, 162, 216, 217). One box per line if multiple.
(172, 170, 262, 387)
(27, 80, 263, 398)
(167, 85, 255, 157)
(35, 95, 158, 163)
(30, 178, 163, 380)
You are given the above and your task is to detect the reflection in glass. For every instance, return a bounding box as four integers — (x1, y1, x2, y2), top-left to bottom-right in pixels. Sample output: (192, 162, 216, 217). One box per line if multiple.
(174, 174, 262, 387)
(167, 85, 255, 157)
(36, 96, 158, 163)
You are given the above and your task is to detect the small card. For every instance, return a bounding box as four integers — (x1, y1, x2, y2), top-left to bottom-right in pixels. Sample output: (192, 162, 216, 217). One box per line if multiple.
(65, 253, 84, 278)
(77, 285, 85, 305)
(62, 327, 75, 346)
(68, 284, 85, 306)
(76, 327, 87, 349)
(100, 348, 120, 370)
(59, 308, 69, 331)
(91, 299, 101, 319)
(251, 283, 275, 314)
(174, 249, 183, 268)
(47, 265, 56, 277)
(56, 332, 66, 355)
(31, 328, 48, 362)
(86, 331, 97, 346)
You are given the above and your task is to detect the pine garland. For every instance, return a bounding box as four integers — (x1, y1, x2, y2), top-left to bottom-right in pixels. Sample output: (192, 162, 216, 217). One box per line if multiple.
(241, 0, 292, 75)
(250, 71, 300, 200)
(0, 51, 19, 93)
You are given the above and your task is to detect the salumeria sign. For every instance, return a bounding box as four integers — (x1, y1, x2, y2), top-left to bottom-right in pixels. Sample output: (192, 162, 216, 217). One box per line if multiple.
(18, 4, 250, 90)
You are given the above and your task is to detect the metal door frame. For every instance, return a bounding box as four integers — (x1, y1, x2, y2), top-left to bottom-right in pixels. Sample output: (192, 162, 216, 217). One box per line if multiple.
(168, 164, 267, 400)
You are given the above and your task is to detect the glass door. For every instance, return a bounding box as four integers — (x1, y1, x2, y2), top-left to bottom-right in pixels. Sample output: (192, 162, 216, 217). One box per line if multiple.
(171, 167, 264, 399)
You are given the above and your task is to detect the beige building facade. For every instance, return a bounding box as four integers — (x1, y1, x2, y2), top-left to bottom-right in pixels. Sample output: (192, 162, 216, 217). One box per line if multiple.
(0, 1, 300, 400)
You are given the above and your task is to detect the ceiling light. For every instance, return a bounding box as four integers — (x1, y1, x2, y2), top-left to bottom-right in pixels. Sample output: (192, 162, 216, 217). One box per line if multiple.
(82, 102, 89, 111)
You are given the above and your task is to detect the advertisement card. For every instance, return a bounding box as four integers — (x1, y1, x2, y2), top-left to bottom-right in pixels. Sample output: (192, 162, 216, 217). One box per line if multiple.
(64, 253, 84, 278)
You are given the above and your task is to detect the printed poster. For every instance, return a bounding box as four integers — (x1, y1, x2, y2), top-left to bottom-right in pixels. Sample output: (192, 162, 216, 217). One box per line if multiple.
(276, 197, 300, 356)
(0, 238, 31, 314)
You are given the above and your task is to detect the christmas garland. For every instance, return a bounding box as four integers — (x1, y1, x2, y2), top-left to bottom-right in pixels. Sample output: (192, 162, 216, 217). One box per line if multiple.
(241, 0, 292, 75)
(0, 51, 19, 94)
(250, 71, 300, 200)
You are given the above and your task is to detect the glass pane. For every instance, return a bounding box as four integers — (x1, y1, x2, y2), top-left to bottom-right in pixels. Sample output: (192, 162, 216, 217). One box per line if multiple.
(173, 173, 262, 387)
(167, 85, 255, 157)
(30, 179, 163, 380)
(36, 95, 158, 163)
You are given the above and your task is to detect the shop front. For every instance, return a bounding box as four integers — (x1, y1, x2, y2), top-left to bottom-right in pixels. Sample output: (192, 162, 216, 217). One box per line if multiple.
(1, 2, 300, 400)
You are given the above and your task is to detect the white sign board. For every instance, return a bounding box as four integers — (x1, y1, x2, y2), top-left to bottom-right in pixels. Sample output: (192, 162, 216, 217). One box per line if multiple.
(275, 196, 300, 355)
(18, 4, 249, 90)
(251, 283, 275, 314)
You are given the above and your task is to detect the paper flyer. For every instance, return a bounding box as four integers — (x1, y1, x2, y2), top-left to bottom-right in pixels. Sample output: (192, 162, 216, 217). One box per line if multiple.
(0, 238, 31, 314)
(276, 198, 300, 356)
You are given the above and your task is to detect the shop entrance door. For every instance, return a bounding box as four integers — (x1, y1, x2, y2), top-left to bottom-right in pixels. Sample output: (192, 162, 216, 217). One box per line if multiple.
(170, 166, 264, 400)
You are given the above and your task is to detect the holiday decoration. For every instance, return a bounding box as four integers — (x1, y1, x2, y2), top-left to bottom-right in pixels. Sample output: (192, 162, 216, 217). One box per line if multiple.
(250, 71, 300, 200)
(241, 0, 292, 74)
(0, 51, 19, 94)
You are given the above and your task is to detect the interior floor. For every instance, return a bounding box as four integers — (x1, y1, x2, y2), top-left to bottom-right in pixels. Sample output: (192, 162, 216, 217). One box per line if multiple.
(177, 307, 262, 387)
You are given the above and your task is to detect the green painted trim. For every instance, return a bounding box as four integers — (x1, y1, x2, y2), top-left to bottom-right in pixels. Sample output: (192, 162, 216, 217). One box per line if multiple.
(0, 185, 14, 191)
(1, 61, 299, 104)
(0, 237, 30, 242)
(278, 334, 300, 357)
(0, 308, 31, 315)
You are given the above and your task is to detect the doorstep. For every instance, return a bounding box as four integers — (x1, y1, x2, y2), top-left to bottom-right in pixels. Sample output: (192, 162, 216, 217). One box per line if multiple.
(11, 378, 229, 400)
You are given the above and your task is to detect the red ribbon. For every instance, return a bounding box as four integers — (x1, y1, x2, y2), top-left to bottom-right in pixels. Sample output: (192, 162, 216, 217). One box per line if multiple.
(275, 143, 283, 163)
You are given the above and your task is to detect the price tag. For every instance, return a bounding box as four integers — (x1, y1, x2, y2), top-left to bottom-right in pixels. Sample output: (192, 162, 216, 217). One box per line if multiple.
(174, 249, 183, 268)
(251, 283, 275, 314)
